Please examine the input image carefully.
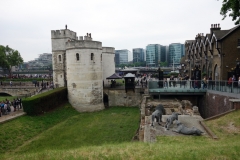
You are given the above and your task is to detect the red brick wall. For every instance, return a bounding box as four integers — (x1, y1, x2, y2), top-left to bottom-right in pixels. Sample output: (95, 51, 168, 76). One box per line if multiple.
(204, 92, 233, 118)
(234, 102, 240, 110)
(222, 27, 240, 80)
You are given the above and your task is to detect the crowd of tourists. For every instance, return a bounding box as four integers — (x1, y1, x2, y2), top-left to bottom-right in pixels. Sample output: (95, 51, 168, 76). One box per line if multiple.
(228, 75, 240, 87)
(0, 80, 54, 89)
(0, 98, 22, 117)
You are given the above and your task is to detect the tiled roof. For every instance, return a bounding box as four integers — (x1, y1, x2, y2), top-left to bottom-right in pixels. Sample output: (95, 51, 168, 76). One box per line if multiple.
(220, 25, 240, 40)
(213, 30, 230, 40)
(185, 40, 195, 44)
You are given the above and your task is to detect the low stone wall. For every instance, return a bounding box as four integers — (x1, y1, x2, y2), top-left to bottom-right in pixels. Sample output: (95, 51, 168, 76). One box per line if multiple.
(104, 88, 142, 107)
(0, 87, 39, 97)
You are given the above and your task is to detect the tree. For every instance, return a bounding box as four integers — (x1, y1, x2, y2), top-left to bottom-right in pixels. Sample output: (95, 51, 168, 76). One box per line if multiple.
(220, 0, 240, 25)
(0, 45, 23, 76)
(0, 45, 8, 68)
(159, 61, 168, 67)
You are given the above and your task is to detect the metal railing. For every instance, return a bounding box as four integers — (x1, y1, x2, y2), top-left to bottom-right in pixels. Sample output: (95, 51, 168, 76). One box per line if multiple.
(148, 80, 240, 94)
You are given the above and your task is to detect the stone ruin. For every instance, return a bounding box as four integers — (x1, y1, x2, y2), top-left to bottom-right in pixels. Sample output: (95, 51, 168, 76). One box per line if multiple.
(145, 99, 200, 116)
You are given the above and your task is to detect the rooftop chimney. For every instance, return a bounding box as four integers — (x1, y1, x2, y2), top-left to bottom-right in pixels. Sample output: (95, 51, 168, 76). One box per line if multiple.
(210, 23, 221, 33)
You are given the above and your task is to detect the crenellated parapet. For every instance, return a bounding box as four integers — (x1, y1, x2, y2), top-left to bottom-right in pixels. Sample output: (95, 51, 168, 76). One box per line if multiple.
(66, 40, 102, 50)
(51, 29, 77, 39)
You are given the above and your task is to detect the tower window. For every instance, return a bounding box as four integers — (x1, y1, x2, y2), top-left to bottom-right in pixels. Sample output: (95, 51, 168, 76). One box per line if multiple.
(101, 54, 102, 61)
(91, 53, 94, 60)
(76, 53, 79, 61)
(58, 55, 62, 62)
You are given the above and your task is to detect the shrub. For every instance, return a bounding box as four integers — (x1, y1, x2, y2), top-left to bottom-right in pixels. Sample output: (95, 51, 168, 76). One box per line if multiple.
(22, 87, 68, 116)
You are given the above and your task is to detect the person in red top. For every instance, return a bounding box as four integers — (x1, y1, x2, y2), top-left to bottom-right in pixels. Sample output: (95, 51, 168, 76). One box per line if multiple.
(228, 76, 233, 85)
(228, 76, 233, 92)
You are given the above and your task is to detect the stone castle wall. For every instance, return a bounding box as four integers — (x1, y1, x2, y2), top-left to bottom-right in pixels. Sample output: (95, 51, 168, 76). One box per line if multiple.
(51, 29, 78, 88)
(66, 41, 104, 112)
(105, 89, 142, 107)
(52, 51, 65, 87)
(51, 27, 115, 112)
(102, 47, 115, 85)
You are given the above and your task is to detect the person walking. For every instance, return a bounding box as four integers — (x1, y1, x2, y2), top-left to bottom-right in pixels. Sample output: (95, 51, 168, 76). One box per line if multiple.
(202, 76, 207, 89)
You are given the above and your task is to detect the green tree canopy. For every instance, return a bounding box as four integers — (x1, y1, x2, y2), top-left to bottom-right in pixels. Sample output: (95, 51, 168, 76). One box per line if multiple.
(159, 61, 168, 67)
(220, 0, 240, 25)
(0, 45, 23, 75)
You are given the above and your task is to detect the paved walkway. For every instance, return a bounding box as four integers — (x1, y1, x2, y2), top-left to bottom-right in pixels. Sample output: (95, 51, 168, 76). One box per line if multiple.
(0, 106, 26, 124)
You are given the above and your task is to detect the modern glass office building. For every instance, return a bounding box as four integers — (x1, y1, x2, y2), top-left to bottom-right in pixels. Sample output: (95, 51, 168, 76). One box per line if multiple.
(146, 44, 165, 67)
(115, 49, 130, 65)
(146, 44, 158, 67)
(160, 46, 168, 62)
(132, 48, 145, 63)
(168, 43, 185, 69)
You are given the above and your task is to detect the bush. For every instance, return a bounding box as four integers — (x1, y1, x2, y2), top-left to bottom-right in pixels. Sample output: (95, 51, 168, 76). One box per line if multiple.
(22, 87, 68, 116)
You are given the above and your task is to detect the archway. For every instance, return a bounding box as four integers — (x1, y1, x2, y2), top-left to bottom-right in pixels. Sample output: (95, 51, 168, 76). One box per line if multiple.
(103, 92, 109, 108)
(0, 92, 12, 96)
(208, 61, 212, 78)
(202, 65, 206, 74)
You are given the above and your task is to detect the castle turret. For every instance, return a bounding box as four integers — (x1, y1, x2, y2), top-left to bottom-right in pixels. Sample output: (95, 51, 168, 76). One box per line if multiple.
(102, 47, 115, 86)
(51, 27, 77, 88)
(65, 36, 104, 112)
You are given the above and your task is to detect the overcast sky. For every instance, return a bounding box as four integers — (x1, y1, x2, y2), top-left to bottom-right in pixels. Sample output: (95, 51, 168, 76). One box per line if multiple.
(0, 0, 236, 62)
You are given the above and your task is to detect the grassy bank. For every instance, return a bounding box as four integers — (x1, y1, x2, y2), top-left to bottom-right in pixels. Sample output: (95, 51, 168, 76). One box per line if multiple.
(0, 104, 140, 159)
(1, 105, 240, 159)
(0, 103, 79, 153)
(0, 96, 15, 101)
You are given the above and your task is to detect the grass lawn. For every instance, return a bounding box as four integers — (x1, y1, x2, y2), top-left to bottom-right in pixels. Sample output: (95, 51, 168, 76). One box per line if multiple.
(0, 96, 14, 101)
(0, 104, 140, 159)
(0, 105, 240, 159)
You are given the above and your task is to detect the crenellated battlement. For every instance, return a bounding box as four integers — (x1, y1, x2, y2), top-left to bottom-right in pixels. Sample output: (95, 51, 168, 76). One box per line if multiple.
(51, 29, 77, 39)
(66, 40, 102, 50)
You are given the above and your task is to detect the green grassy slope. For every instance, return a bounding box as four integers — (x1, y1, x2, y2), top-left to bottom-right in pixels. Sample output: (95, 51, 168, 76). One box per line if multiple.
(1, 105, 240, 160)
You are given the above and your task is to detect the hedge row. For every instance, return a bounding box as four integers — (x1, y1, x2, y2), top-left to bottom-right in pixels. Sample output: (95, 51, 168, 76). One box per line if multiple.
(22, 87, 68, 116)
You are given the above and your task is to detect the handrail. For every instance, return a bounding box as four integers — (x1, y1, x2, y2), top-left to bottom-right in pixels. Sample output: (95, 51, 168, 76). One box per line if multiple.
(148, 80, 240, 94)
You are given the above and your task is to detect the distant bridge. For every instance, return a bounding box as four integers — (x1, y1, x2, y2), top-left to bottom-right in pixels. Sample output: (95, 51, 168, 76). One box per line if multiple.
(0, 70, 52, 75)
(0, 85, 40, 97)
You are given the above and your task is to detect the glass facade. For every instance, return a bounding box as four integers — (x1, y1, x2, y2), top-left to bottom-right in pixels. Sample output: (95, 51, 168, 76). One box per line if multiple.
(115, 49, 130, 65)
(146, 44, 161, 67)
(168, 43, 185, 69)
(132, 48, 145, 63)
(160, 46, 168, 62)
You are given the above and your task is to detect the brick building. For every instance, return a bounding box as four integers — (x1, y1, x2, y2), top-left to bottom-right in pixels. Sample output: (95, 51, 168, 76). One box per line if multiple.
(183, 24, 240, 81)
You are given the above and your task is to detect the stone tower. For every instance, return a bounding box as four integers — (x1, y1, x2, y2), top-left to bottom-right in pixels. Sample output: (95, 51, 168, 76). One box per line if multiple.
(66, 34, 104, 112)
(102, 47, 115, 85)
(51, 28, 77, 87)
(51, 26, 115, 112)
